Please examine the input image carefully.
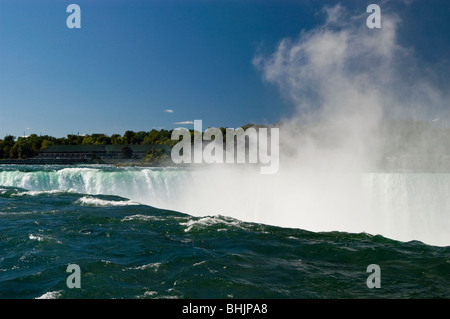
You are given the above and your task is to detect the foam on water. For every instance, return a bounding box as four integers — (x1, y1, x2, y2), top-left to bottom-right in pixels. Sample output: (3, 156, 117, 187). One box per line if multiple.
(75, 196, 140, 207)
(180, 216, 246, 233)
(35, 290, 63, 299)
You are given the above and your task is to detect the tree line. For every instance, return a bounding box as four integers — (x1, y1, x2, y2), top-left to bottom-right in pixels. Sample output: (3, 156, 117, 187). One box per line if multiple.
(0, 124, 256, 160)
(0, 129, 177, 159)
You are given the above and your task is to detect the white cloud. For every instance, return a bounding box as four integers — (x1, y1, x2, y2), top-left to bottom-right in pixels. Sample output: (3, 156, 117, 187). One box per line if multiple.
(165, 109, 174, 113)
(254, 4, 449, 128)
(253, 7, 402, 119)
(250, 2, 450, 184)
(322, 3, 346, 25)
(173, 121, 194, 125)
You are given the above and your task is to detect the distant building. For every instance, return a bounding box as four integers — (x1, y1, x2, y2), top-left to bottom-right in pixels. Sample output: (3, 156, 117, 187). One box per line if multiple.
(37, 144, 170, 160)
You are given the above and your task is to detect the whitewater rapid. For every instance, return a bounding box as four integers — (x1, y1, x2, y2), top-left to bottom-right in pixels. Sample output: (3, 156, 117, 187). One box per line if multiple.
(0, 165, 449, 247)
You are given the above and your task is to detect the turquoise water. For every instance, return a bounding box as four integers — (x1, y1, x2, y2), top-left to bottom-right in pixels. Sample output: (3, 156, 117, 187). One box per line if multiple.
(0, 165, 449, 299)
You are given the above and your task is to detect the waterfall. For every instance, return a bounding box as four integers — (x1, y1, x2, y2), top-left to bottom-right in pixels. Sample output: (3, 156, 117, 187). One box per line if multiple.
(0, 165, 449, 246)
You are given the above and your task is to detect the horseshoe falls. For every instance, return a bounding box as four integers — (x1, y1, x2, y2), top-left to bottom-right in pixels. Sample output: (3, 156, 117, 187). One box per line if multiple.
(1, 165, 449, 246)
(0, 164, 449, 299)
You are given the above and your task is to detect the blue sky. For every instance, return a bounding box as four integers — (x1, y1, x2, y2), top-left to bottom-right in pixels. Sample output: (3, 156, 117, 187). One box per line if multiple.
(0, 0, 449, 137)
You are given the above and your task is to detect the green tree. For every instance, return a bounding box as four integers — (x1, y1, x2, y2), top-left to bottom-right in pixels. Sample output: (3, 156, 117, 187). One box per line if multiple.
(3, 146, 11, 159)
(111, 134, 122, 144)
(41, 139, 54, 150)
(9, 143, 19, 159)
(122, 131, 136, 144)
(18, 142, 32, 158)
(143, 129, 160, 144)
(3, 135, 15, 147)
(92, 134, 111, 145)
(66, 134, 84, 145)
(158, 129, 171, 144)
(26, 134, 42, 156)
(81, 136, 95, 145)
(134, 131, 147, 144)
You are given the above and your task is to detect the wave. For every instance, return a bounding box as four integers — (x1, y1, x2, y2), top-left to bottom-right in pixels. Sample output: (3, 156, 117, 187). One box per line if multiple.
(179, 215, 247, 233)
(121, 214, 167, 222)
(14, 189, 73, 197)
(1, 165, 449, 246)
(28, 234, 44, 242)
(29, 233, 63, 244)
(127, 263, 162, 271)
(35, 290, 63, 299)
(74, 196, 140, 207)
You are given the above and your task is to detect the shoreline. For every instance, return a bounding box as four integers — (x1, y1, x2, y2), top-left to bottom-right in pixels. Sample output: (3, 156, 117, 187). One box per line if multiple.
(0, 158, 172, 167)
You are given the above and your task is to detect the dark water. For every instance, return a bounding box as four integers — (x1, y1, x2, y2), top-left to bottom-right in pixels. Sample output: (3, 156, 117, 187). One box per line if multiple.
(1, 184, 449, 299)
(0, 187, 450, 298)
